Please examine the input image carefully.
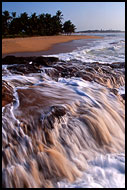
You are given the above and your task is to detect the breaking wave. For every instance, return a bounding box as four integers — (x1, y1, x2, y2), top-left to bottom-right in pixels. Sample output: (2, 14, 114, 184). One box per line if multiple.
(2, 55, 125, 188)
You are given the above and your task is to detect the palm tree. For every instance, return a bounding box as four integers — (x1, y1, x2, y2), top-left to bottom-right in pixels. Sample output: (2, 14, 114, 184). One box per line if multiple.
(19, 12, 29, 35)
(2, 11, 12, 35)
(28, 13, 39, 35)
(11, 12, 16, 19)
(38, 13, 45, 35)
(9, 12, 20, 35)
(53, 10, 63, 34)
(2, 10, 77, 37)
(44, 13, 53, 35)
(56, 10, 63, 21)
(63, 20, 76, 35)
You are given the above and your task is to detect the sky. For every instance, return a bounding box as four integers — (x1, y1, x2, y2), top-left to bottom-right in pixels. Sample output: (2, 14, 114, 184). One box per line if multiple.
(2, 2, 125, 31)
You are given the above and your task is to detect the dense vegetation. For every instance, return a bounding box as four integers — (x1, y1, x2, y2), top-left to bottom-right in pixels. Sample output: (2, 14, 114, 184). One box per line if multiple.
(2, 10, 76, 38)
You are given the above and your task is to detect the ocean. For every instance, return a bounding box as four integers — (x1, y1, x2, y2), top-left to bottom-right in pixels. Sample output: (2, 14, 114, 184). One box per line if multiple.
(44, 32, 125, 188)
(2, 33, 125, 188)
(44, 32, 125, 63)
(43, 32, 125, 96)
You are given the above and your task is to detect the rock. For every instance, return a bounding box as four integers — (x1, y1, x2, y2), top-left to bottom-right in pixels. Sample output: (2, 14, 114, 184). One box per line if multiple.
(2, 81, 14, 107)
(40, 105, 67, 131)
(76, 71, 93, 82)
(82, 74, 93, 82)
(33, 56, 59, 66)
(44, 68, 59, 81)
(51, 105, 67, 118)
(110, 88, 118, 95)
(2, 56, 125, 91)
(2, 56, 59, 75)
(2, 56, 28, 65)
(2, 56, 59, 67)
(121, 94, 125, 100)
(8, 63, 39, 74)
(110, 62, 125, 68)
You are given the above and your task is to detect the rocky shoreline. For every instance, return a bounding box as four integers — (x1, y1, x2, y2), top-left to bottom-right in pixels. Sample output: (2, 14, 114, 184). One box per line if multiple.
(2, 56, 125, 108)
(2, 56, 125, 188)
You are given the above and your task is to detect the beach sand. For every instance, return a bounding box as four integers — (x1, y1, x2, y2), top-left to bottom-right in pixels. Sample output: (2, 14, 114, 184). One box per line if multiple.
(2, 35, 102, 56)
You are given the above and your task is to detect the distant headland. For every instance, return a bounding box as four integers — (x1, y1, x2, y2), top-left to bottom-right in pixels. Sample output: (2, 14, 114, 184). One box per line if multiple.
(77, 30, 125, 33)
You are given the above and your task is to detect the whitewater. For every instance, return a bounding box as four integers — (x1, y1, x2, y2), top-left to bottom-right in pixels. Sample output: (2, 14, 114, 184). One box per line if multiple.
(44, 32, 125, 63)
(2, 32, 125, 188)
(44, 32, 125, 188)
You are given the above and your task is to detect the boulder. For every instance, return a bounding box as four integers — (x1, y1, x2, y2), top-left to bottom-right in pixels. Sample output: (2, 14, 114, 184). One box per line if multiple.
(2, 56, 59, 67)
(121, 94, 125, 100)
(2, 81, 14, 107)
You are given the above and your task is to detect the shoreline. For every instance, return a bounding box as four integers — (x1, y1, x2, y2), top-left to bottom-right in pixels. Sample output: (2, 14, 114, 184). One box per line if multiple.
(2, 35, 102, 56)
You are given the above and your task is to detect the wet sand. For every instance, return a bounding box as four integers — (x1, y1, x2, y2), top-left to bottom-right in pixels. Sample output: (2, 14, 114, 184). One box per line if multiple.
(2, 35, 102, 56)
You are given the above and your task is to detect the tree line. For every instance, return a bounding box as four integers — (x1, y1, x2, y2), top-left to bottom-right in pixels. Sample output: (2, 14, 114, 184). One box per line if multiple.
(2, 10, 76, 38)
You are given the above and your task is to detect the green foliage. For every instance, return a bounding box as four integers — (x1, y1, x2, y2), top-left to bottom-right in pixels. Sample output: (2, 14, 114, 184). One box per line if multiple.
(2, 10, 76, 37)
(2, 11, 12, 35)
(63, 20, 76, 35)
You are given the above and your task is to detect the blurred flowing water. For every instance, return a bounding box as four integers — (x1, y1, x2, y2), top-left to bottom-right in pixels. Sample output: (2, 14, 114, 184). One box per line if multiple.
(2, 33, 125, 188)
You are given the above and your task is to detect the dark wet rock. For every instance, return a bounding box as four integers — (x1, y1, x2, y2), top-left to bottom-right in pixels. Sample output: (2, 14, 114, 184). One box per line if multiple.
(2, 55, 125, 188)
(2, 81, 14, 107)
(110, 62, 125, 68)
(85, 67, 96, 73)
(76, 72, 93, 82)
(94, 66, 103, 73)
(2, 56, 23, 65)
(121, 94, 125, 100)
(8, 63, 40, 74)
(33, 56, 59, 66)
(2, 56, 125, 90)
(2, 56, 59, 75)
(63, 61, 124, 88)
(110, 88, 118, 95)
(41, 106, 67, 130)
(44, 68, 59, 81)
(2, 56, 59, 66)
(82, 75, 93, 82)
(51, 105, 67, 118)
(54, 65, 65, 72)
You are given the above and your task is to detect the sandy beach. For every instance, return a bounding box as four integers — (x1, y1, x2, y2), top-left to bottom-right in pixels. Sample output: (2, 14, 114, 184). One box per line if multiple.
(2, 35, 102, 55)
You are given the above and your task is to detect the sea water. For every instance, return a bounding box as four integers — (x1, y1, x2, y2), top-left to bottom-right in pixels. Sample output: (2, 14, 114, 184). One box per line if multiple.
(44, 32, 125, 63)
(2, 33, 125, 188)
(43, 33, 125, 188)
